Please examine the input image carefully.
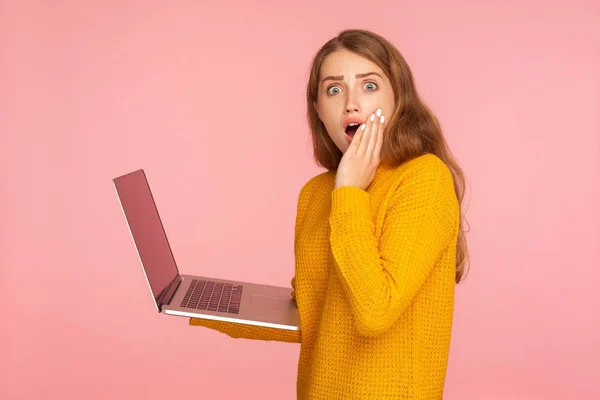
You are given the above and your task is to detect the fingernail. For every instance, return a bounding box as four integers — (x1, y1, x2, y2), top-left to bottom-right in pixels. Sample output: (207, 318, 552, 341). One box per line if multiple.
(380, 115, 385, 123)
(370, 114, 375, 121)
(376, 109, 382, 117)
(361, 124, 366, 130)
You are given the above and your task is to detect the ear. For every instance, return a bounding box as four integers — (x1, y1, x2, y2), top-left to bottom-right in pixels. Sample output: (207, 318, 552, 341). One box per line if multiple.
(313, 101, 320, 118)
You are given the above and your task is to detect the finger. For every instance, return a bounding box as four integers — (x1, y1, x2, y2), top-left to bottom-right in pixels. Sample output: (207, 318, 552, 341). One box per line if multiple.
(373, 114, 384, 162)
(365, 109, 381, 158)
(351, 120, 367, 155)
(358, 112, 375, 158)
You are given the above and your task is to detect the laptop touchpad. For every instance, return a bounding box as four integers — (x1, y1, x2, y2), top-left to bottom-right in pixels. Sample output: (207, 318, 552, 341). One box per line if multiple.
(250, 294, 291, 310)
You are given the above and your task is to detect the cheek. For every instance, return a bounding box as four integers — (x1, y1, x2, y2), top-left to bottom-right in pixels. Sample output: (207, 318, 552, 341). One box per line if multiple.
(319, 98, 344, 119)
(385, 91, 397, 112)
(320, 111, 339, 131)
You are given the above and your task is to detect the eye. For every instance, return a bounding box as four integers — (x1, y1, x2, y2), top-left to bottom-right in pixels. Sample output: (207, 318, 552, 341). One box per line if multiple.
(364, 81, 378, 91)
(327, 85, 342, 96)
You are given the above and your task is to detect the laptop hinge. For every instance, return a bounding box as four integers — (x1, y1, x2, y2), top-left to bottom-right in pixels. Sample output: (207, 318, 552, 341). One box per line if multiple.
(156, 275, 182, 311)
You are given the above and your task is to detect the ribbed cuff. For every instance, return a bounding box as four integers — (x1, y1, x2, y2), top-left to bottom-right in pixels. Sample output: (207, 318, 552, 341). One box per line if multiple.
(330, 186, 371, 218)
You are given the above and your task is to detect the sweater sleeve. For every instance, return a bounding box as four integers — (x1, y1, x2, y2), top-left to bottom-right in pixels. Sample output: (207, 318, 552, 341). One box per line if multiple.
(329, 159, 459, 337)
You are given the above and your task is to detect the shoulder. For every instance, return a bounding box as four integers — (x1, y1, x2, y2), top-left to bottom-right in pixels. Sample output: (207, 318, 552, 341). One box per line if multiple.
(386, 154, 458, 210)
(294, 170, 334, 225)
(297, 170, 335, 199)
(386, 153, 455, 191)
(399, 153, 452, 180)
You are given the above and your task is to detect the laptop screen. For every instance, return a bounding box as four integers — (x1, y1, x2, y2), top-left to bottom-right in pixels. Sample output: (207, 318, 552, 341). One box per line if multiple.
(113, 169, 180, 309)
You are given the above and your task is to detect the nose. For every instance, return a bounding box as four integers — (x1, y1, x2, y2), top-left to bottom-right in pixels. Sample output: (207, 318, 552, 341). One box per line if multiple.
(344, 91, 360, 114)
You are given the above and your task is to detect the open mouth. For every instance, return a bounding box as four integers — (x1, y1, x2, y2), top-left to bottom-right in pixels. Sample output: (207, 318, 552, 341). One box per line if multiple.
(345, 123, 361, 137)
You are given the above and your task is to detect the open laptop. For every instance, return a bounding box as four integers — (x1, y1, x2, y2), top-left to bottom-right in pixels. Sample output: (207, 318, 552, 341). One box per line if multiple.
(113, 169, 300, 331)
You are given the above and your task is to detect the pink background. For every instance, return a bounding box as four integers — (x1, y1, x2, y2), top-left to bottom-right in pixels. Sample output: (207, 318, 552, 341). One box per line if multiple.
(1, 0, 598, 399)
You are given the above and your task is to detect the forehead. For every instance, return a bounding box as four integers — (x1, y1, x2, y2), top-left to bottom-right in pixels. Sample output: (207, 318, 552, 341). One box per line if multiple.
(320, 49, 384, 77)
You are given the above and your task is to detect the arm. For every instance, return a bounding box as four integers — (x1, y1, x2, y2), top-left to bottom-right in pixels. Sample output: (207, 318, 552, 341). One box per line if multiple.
(329, 160, 459, 337)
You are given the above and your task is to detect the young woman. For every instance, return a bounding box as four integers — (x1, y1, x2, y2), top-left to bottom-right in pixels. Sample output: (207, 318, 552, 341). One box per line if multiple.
(190, 29, 469, 399)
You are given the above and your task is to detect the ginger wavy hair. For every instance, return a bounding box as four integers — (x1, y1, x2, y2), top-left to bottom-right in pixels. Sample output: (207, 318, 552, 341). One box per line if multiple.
(306, 29, 470, 283)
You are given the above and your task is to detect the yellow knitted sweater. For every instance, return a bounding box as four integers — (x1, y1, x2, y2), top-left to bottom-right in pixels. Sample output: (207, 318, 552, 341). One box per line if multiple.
(190, 154, 460, 399)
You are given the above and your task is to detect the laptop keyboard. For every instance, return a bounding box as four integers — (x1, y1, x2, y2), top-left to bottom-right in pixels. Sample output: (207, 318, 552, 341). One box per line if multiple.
(180, 279, 243, 314)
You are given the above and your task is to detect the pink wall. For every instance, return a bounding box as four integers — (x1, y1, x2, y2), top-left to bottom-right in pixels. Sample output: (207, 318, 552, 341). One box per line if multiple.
(1, 0, 598, 399)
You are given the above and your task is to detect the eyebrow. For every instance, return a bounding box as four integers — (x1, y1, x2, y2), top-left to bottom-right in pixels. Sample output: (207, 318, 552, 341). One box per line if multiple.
(321, 72, 383, 85)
